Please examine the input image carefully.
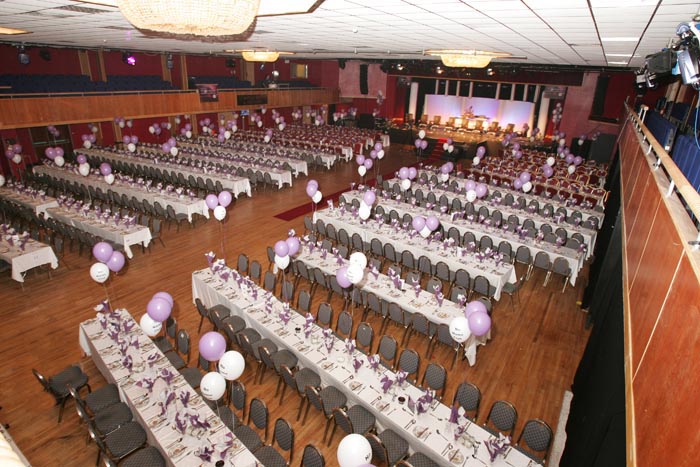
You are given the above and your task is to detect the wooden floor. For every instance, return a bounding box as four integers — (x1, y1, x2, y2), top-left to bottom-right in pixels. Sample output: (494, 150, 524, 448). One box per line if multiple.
(0, 145, 590, 467)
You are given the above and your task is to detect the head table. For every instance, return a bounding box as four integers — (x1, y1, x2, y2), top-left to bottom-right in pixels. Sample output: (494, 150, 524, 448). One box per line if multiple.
(79, 307, 260, 467)
(0, 232, 58, 282)
(192, 266, 534, 467)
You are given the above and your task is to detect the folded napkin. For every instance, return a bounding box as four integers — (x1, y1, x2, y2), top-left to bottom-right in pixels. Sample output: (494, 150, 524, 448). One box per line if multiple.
(344, 338, 356, 355)
(367, 354, 380, 371)
(322, 328, 334, 353)
(174, 411, 188, 434)
(411, 277, 421, 298)
(395, 370, 408, 386)
(380, 374, 394, 393)
(352, 356, 363, 373)
(484, 434, 512, 462)
(195, 446, 214, 462)
(304, 313, 315, 339)
(205, 251, 216, 268)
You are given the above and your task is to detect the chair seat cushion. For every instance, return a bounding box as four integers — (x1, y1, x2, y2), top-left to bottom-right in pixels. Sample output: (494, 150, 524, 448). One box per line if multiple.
(120, 446, 165, 467)
(85, 383, 120, 413)
(49, 365, 88, 396)
(105, 422, 146, 458)
(94, 402, 133, 434)
(272, 350, 298, 372)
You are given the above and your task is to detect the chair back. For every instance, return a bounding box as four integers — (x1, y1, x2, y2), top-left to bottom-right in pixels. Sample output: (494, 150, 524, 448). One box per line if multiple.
(32, 369, 51, 393)
(336, 310, 353, 339)
(301, 444, 325, 467)
(378, 335, 397, 368)
(454, 381, 481, 420)
(397, 349, 420, 381)
(332, 408, 354, 434)
(355, 322, 374, 353)
(366, 432, 388, 462)
(298, 289, 311, 314)
(272, 418, 294, 460)
(176, 329, 191, 362)
(264, 271, 277, 292)
(317, 303, 333, 328)
(249, 397, 269, 441)
(485, 400, 518, 436)
(422, 362, 447, 398)
(517, 419, 553, 462)
(237, 253, 249, 273)
(249, 260, 262, 282)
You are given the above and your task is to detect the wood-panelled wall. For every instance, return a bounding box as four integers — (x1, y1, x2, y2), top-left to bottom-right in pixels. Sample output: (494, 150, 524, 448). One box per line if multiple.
(619, 121, 700, 467)
(0, 88, 340, 129)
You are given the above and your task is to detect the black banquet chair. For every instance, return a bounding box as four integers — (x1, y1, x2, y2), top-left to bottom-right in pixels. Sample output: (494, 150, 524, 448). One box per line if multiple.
(33, 365, 91, 422)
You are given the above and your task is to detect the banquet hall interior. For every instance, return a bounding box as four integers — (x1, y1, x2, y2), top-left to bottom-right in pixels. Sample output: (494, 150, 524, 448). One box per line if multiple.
(0, 1, 699, 467)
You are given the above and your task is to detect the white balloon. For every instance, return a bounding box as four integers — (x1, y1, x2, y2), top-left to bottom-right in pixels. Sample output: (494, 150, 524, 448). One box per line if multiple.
(358, 203, 371, 220)
(170, 147, 179, 156)
(466, 189, 477, 203)
(219, 351, 245, 380)
(522, 181, 533, 193)
(349, 252, 368, 269)
(261, 107, 267, 114)
(148, 126, 155, 134)
(104, 174, 115, 185)
(358, 166, 367, 177)
(274, 254, 290, 270)
(559, 138, 566, 146)
(546, 156, 555, 167)
(337, 434, 373, 467)
(279, 123, 286, 131)
(118, 121, 125, 128)
(448, 144, 454, 153)
(568, 165, 576, 174)
(91, 126, 99, 133)
(185, 130, 192, 139)
(224, 130, 231, 140)
(213, 205, 226, 221)
(401, 179, 411, 191)
(275, 117, 281, 124)
(312, 191, 322, 203)
(346, 263, 364, 285)
(257, 121, 263, 128)
(440, 173, 449, 182)
(264, 135, 271, 143)
(449, 316, 471, 343)
(126, 120, 133, 128)
(472, 156, 480, 166)
(200, 372, 226, 401)
(139, 313, 162, 337)
(174, 117, 181, 124)
(90, 262, 110, 283)
(578, 138, 584, 146)
(83, 140, 92, 149)
(529, 136, 535, 142)
(0, 175, 4, 187)
(54, 155, 65, 167)
(420, 225, 432, 238)
(443, 143, 449, 151)
(79, 163, 90, 176)
(11, 154, 22, 164)
(232, 125, 238, 133)
(127, 143, 136, 152)
(377, 149, 385, 159)
(418, 129, 426, 139)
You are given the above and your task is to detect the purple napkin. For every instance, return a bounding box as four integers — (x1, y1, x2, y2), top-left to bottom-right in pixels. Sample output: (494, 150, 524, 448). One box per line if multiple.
(160, 368, 176, 385)
(411, 277, 421, 298)
(175, 411, 188, 434)
(449, 405, 461, 424)
(344, 338, 356, 355)
(352, 356, 363, 373)
(189, 413, 211, 430)
(367, 354, 380, 371)
(322, 328, 334, 353)
(147, 353, 160, 368)
(484, 434, 512, 462)
(205, 251, 216, 268)
(136, 377, 155, 392)
(195, 446, 214, 462)
(369, 264, 380, 280)
(395, 370, 408, 386)
(380, 375, 394, 393)
(304, 313, 315, 339)
(121, 355, 133, 371)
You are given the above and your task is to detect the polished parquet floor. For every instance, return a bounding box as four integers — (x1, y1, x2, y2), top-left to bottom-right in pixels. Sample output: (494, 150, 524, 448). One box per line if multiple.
(0, 145, 590, 466)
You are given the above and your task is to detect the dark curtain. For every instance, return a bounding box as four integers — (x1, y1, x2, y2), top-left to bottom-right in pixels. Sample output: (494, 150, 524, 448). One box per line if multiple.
(560, 212, 626, 467)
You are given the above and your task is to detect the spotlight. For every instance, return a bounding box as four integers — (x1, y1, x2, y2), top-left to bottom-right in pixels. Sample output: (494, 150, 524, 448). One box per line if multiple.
(122, 52, 136, 66)
(436, 66, 444, 74)
(486, 68, 495, 76)
(271, 70, 279, 78)
(18, 45, 29, 65)
(396, 63, 404, 71)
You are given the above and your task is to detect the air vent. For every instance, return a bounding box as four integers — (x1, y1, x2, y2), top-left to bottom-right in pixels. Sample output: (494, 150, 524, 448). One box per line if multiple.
(54, 5, 110, 14)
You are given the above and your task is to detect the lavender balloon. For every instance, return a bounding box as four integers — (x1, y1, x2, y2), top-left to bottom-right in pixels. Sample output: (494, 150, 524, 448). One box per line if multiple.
(513, 178, 523, 190)
(573, 156, 583, 166)
(274, 240, 289, 257)
(363, 191, 376, 205)
(465, 180, 476, 192)
(468, 311, 491, 337)
(356, 155, 366, 166)
(412, 216, 426, 232)
(476, 146, 486, 157)
(205, 194, 219, 210)
(475, 183, 488, 199)
(399, 167, 409, 180)
(426, 215, 440, 232)
(106, 251, 125, 273)
(420, 140, 428, 150)
(147, 297, 172, 322)
(285, 236, 300, 256)
(565, 154, 575, 164)
(415, 139, 422, 149)
(465, 300, 487, 317)
(92, 242, 113, 263)
(305, 183, 318, 198)
(199, 332, 226, 362)
(152, 291, 174, 307)
(374, 142, 382, 151)
(519, 172, 531, 183)
(99, 163, 112, 176)
(364, 159, 373, 170)
(408, 167, 417, 180)
(77, 154, 87, 164)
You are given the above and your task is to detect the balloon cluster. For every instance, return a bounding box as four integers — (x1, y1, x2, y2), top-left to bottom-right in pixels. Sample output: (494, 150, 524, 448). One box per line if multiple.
(449, 300, 492, 343)
(47, 125, 60, 138)
(397, 166, 417, 191)
(551, 102, 563, 124)
(113, 117, 126, 128)
(139, 291, 173, 337)
(332, 111, 348, 122)
(272, 111, 286, 131)
(442, 138, 455, 154)
(80, 133, 97, 149)
(473, 145, 486, 166)
(251, 113, 264, 128)
(314, 114, 324, 126)
(356, 154, 373, 177)
(414, 129, 429, 152)
(91, 241, 125, 284)
(438, 161, 454, 182)
(358, 190, 375, 220)
(197, 331, 246, 402)
(87, 123, 99, 134)
(336, 251, 367, 288)
(122, 134, 139, 153)
(306, 180, 322, 204)
(511, 142, 522, 160)
(179, 122, 194, 139)
(542, 157, 555, 179)
(161, 137, 179, 156)
(148, 121, 172, 136)
(513, 172, 533, 193)
(4, 143, 23, 165)
(529, 127, 541, 142)
(263, 129, 273, 143)
(412, 214, 440, 239)
(75, 154, 90, 176)
(199, 117, 216, 133)
(99, 162, 115, 185)
(291, 108, 303, 121)
(464, 179, 488, 202)
(273, 234, 300, 271)
(205, 191, 232, 221)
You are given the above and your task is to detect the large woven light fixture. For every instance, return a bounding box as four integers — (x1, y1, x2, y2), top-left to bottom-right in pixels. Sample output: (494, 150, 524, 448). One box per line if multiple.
(118, 0, 260, 37)
(427, 50, 511, 68)
(239, 50, 293, 62)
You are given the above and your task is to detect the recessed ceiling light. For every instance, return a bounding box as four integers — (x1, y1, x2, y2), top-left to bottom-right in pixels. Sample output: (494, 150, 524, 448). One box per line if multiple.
(0, 27, 30, 35)
(607, 61, 629, 65)
(605, 53, 635, 57)
(601, 37, 639, 42)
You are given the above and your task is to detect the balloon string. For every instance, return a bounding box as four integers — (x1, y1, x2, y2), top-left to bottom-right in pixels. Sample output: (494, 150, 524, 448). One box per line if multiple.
(102, 282, 112, 306)
(220, 220, 226, 260)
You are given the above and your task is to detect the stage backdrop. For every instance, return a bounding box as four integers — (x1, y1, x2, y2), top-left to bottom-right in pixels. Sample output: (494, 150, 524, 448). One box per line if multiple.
(424, 94, 535, 130)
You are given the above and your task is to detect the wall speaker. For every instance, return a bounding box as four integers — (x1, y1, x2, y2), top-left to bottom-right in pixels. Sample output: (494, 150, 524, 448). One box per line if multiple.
(359, 64, 369, 95)
(338, 59, 346, 69)
(39, 50, 51, 62)
(225, 58, 236, 68)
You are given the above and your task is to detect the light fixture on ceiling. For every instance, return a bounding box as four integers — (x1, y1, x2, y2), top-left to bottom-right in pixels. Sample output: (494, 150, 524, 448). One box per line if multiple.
(237, 50, 293, 62)
(0, 27, 30, 35)
(118, 0, 260, 37)
(426, 49, 511, 68)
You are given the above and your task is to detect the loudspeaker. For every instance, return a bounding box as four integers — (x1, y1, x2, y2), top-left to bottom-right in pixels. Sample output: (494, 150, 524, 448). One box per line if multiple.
(338, 59, 346, 69)
(359, 64, 369, 95)
(225, 58, 236, 68)
(591, 75, 610, 117)
(39, 50, 51, 62)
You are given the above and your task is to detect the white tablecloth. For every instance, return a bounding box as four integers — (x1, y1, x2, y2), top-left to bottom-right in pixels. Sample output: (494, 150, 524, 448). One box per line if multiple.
(0, 238, 58, 282)
(314, 210, 517, 300)
(295, 247, 488, 365)
(79, 308, 259, 467)
(192, 268, 531, 467)
(46, 207, 151, 258)
(0, 188, 59, 216)
(381, 134, 390, 147)
(178, 142, 307, 177)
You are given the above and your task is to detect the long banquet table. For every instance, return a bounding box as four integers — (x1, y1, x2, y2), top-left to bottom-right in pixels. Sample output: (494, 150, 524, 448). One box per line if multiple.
(294, 246, 489, 365)
(46, 207, 151, 259)
(79, 307, 259, 467)
(314, 209, 517, 300)
(34, 165, 209, 223)
(0, 187, 59, 216)
(0, 235, 58, 282)
(192, 267, 533, 467)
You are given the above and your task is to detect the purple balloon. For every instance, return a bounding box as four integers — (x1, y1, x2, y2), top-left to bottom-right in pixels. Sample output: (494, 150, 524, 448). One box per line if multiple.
(199, 332, 226, 362)
(514, 150, 522, 160)
(107, 250, 125, 273)
(205, 194, 219, 210)
(336, 266, 352, 288)
(92, 241, 113, 263)
(5, 149, 13, 159)
(420, 140, 428, 150)
(408, 167, 418, 180)
(147, 297, 172, 322)
(168, 137, 176, 146)
(446, 162, 454, 172)
(399, 167, 409, 180)
(55, 147, 64, 158)
(286, 236, 300, 256)
(556, 146, 564, 155)
(99, 163, 112, 176)
(412, 216, 426, 232)
(218, 134, 226, 143)
(512, 142, 521, 151)
(476, 146, 486, 157)
(465, 180, 476, 192)
(89, 134, 96, 143)
(374, 142, 382, 151)
(363, 191, 376, 205)
(440, 164, 450, 174)
(513, 178, 523, 190)
(162, 143, 171, 152)
(155, 127, 162, 135)
(573, 156, 583, 166)
(274, 240, 289, 257)
(426, 215, 440, 232)
(81, 134, 89, 142)
(180, 128, 187, 135)
(465, 300, 487, 317)
(543, 165, 554, 178)
(364, 159, 373, 170)
(218, 191, 232, 208)
(77, 154, 87, 164)
(122, 135, 131, 144)
(415, 139, 422, 149)
(307, 179, 318, 188)
(131, 136, 139, 144)
(185, 123, 192, 131)
(356, 155, 366, 166)
(475, 183, 488, 198)
(369, 150, 377, 159)
(152, 291, 174, 307)
(45, 148, 56, 160)
(468, 311, 491, 337)
(519, 172, 531, 183)
(305, 183, 318, 198)
(565, 154, 574, 164)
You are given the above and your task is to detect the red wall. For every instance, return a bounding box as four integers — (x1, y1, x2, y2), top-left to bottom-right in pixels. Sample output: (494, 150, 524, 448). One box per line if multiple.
(103, 50, 163, 76)
(0, 44, 82, 75)
(187, 55, 239, 77)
